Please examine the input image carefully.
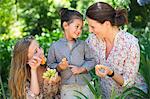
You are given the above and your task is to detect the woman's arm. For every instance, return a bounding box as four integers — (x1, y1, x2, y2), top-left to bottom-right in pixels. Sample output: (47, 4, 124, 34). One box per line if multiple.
(121, 41, 140, 87)
(108, 70, 124, 86)
(95, 65, 124, 86)
(95, 41, 140, 86)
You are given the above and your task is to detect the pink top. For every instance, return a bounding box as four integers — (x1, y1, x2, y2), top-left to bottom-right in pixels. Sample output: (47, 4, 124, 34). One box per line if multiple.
(86, 30, 146, 98)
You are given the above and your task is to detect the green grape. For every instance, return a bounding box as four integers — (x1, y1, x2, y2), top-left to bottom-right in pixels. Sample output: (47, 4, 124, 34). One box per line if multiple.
(42, 68, 57, 79)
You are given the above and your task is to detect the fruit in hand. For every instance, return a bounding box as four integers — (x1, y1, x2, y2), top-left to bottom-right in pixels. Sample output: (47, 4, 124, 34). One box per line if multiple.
(62, 58, 67, 62)
(41, 56, 46, 65)
(42, 68, 57, 80)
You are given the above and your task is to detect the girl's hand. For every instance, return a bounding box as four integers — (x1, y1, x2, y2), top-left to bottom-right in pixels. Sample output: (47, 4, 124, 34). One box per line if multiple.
(28, 48, 43, 70)
(49, 74, 61, 84)
(28, 56, 41, 70)
(69, 65, 85, 75)
(95, 65, 113, 78)
(58, 58, 69, 70)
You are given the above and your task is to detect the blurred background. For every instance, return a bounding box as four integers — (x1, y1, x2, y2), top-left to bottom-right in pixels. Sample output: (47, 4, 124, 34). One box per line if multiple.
(0, 0, 150, 98)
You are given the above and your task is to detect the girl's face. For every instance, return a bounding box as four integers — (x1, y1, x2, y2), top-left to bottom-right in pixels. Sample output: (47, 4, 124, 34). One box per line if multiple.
(28, 40, 44, 61)
(64, 19, 83, 40)
(87, 17, 107, 40)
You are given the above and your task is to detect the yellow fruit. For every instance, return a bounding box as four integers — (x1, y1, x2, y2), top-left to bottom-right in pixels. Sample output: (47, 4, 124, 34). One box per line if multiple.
(41, 56, 46, 65)
(42, 68, 57, 79)
(62, 58, 67, 62)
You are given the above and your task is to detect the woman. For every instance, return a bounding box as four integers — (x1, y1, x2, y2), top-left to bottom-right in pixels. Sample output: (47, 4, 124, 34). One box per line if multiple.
(85, 2, 146, 98)
(8, 36, 61, 99)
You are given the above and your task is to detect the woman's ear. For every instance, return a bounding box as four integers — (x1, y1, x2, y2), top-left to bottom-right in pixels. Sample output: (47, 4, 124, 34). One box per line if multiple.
(103, 21, 111, 27)
(63, 22, 69, 30)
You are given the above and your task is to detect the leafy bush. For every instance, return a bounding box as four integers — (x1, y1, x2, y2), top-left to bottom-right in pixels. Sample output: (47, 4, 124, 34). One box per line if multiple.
(0, 38, 18, 98)
(74, 75, 102, 99)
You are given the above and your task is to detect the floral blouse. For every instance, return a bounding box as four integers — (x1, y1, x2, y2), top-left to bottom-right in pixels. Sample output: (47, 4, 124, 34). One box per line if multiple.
(26, 67, 60, 99)
(86, 30, 146, 98)
(26, 80, 60, 99)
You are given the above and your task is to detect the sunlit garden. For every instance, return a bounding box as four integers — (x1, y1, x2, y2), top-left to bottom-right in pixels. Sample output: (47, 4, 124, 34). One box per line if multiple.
(0, 0, 150, 98)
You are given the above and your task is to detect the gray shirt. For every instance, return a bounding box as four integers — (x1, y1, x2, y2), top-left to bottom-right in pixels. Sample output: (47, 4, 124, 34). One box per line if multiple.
(47, 38, 96, 85)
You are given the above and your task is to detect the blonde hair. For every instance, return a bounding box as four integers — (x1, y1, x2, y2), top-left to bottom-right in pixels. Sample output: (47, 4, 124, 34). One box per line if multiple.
(8, 36, 34, 99)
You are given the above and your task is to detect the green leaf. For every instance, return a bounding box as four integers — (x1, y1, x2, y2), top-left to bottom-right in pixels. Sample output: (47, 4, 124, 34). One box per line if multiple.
(82, 76, 96, 96)
(110, 86, 117, 99)
(73, 95, 82, 99)
(120, 86, 148, 98)
(73, 90, 88, 99)
(94, 78, 101, 97)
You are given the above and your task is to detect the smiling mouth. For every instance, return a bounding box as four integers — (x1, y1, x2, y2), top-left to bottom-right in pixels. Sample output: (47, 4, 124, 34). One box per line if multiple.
(75, 32, 80, 37)
(93, 33, 97, 35)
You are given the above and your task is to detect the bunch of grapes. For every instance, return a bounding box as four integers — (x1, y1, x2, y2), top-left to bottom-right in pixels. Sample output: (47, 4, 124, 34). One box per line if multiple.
(42, 68, 57, 80)
(43, 68, 60, 98)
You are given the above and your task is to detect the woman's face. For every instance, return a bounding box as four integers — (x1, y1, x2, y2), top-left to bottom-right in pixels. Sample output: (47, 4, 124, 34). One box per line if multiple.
(87, 17, 106, 40)
(64, 19, 83, 40)
(28, 40, 44, 61)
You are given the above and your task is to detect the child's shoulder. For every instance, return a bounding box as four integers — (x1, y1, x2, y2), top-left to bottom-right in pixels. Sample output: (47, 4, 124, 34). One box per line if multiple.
(49, 38, 66, 49)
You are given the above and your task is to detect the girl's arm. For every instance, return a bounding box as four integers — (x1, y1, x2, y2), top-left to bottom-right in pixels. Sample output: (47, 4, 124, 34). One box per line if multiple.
(28, 56, 41, 95)
(30, 69, 40, 95)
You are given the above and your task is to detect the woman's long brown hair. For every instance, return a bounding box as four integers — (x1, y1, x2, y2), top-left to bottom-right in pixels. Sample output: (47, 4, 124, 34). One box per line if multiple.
(8, 36, 34, 99)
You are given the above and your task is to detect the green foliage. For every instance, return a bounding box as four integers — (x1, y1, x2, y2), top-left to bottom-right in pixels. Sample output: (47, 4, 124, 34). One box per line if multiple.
(17, 0, 61, 35)
(140, 54, 150, 97)
(0, 39, 16, 81)
(0, 38, 17, 98)
(119, 86, 148, 98)
(0, 76, 6, 99)
(0, 0, 15, 34)
(74, 90, 88, 99)
(108, 0, 131, 9)
(74, 76, 102, 99)
(128, 0, 150, 28)
(110, 86, 117, 99)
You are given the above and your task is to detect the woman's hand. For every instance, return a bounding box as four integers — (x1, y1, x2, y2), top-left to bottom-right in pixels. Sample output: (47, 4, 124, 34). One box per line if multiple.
(95, 65, 113, 78)
(57, 58, 69, 71)
(95, 65, 124, 85)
